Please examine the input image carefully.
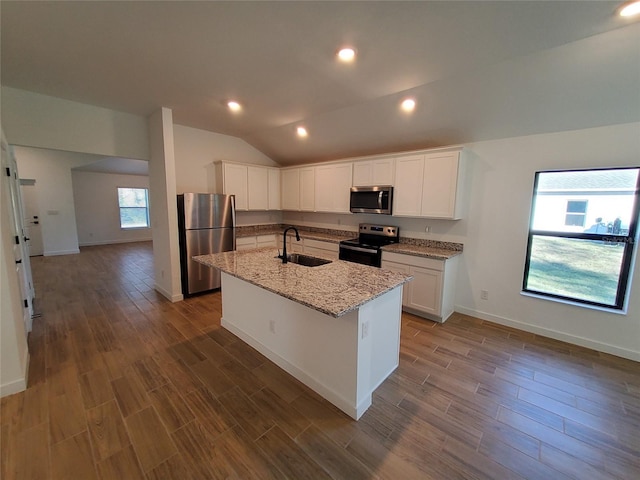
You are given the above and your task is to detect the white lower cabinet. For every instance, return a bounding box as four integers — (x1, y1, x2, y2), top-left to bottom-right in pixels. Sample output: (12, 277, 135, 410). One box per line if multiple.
(236, 236, 257, 251)
(303, 238, 339, 260)
(256, 234, 277, 248)
(277, 237, 337, 258)
(381, 251, 459, 322)
(237, 234, 277, 251)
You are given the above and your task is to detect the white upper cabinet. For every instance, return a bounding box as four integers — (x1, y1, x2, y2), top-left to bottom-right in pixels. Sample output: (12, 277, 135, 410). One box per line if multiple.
(393, 154, 424, 217)
(352, 157, 395, 186)
(247, 166, 268, 210)
(268, 168, 281, 210)
(393, 148, 465, 219)
(421, 151, 463, 219)
(300, 167, 315, 212)
(315, 163, 352, 213)
(216, 162, 280, 211)
(220, 162, 248, 210)
(281, 168, 300, 210)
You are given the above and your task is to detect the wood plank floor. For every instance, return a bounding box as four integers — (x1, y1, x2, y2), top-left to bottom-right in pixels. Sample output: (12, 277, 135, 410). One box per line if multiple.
(2, 241, 639, 479)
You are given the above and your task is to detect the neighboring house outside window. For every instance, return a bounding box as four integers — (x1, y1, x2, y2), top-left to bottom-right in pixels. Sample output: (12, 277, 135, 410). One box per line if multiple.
(523, 167, 639, 310)
(117, 187, 150, 229)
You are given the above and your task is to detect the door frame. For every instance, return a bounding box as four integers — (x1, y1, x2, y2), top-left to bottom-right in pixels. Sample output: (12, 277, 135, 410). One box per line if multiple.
(1, 139, 35, 332)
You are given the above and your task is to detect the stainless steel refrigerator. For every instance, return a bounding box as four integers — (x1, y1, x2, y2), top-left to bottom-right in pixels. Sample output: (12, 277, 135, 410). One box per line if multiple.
(177, 193, 236, 296)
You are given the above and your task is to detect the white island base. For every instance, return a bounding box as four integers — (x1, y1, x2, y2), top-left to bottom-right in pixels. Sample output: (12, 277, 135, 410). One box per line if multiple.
(220, 272, 402, 420)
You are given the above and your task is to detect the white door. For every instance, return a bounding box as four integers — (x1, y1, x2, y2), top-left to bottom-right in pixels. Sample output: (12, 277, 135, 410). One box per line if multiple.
(20, 180, 44, 256)
(1, 138, 34, 332)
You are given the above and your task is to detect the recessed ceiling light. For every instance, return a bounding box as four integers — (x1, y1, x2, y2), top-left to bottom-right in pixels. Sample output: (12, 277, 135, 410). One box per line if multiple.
(400, 98, 416, 112)
(337, 47, 356, 62)
(620, 1, 640, 17)
(296, 126, 308, 138)
(227, 101, 242, 112)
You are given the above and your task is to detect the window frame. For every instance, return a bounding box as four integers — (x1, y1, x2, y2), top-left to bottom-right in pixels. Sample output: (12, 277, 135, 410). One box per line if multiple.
(564, 199, 588, 227)
(522, 167, 640, 311)
(117, 187, 150, 230)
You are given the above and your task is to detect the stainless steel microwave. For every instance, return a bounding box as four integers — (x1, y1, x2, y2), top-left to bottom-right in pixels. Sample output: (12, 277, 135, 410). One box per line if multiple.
(349, 186, 393, 215)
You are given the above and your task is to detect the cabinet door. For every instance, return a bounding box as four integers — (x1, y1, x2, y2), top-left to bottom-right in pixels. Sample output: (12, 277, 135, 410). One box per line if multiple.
(223, 163, 248, 210)
(300, 167, 315, 211)
(421, 151, 460, 219)
(247, 166, 268, 210)
(281, 169, 300, 210)
(304, 239, 339, 260)
(381, 261, 411, 305)
(256, 234, 277, 248)
(315, 163, 352, 212)
(407, 266, 442, 316)
(268, 168, 281, 210)
(393, 154, 424, 216)
(352, 161, 373, 186)
(372, 158, 395, 185)
(332, 163, 353, 212)
(236, 236, 257, 251)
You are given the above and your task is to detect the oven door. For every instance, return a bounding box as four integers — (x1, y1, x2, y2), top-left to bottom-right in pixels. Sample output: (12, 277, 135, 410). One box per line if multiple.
(339, 244, 381, 267)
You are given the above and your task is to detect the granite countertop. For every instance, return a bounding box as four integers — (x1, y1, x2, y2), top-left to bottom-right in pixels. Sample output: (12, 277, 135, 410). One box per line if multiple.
(193, 248, 411, 318)
(236, 224, 463, 259)
(236, 225, 353, 244)
(381, 243, 462, 260)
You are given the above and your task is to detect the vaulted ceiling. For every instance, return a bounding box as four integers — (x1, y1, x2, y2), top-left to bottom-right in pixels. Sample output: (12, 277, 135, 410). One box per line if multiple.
(2, 1, 639, 166)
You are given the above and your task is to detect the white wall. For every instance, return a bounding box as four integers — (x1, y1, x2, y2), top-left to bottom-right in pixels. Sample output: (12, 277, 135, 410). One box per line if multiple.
(12, 146, 100, 256)
(456, 123, 640, 360)
(71, 171, 152, 246)
(173, 124, 282, 226)
(148, 108, 182, 302)
(173, 124, 277, 193)
(1, 87, 149, 160)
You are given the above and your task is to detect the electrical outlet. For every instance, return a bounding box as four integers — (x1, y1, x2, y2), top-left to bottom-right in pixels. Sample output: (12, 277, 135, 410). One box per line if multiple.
(480, 290, 489, 300)
(269, 319, 276, 334)
(425, 225, 431, 233)
(362, 321, 369, 339)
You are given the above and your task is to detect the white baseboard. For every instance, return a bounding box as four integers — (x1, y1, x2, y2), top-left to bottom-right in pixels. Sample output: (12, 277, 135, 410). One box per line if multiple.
(44, 249, 80, 256)
(79, 238, 152, 247)
(0, 351, 29, 398)
(455, 305, 640, 362)
(154, 283, 183, 303)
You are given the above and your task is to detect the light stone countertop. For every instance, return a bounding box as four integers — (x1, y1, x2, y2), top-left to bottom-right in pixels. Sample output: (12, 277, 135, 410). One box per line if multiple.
(194, 248, 412, 318)
(381, 243, 463, 260)
(236, 224, 463, 259)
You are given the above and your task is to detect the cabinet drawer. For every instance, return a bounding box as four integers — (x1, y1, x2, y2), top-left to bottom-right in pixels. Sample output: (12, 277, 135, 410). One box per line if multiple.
(381, 251, 444, 271)
(304, 238, 339, 252)
(236, 236, 257, 250)
(256, 234, 277, 247)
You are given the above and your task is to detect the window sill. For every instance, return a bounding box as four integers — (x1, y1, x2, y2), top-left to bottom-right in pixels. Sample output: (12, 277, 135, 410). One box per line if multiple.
(120, 226, 151, 231)
(520, 291, 627, 315)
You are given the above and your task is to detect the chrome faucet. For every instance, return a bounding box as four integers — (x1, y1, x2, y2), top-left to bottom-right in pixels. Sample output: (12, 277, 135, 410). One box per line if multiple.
(281, 226, 300, 263)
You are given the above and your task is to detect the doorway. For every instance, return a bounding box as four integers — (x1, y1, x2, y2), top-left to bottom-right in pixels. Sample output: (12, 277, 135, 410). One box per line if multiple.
(19, 179, 44, 256)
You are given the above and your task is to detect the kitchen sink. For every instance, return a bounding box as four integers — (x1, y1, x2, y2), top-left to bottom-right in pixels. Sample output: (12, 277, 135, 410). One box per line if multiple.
(277, 253, 332, 267)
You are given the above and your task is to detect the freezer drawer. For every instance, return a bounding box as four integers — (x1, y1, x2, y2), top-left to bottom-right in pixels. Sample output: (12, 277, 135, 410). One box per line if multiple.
(182, 227, 234, 295)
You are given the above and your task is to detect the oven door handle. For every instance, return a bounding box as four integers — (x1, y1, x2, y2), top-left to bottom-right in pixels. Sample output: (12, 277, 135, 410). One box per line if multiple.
(340, 244, 377, 254)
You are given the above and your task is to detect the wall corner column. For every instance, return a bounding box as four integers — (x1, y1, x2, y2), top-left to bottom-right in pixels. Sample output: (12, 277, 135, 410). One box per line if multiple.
(148, 108, 183, 302)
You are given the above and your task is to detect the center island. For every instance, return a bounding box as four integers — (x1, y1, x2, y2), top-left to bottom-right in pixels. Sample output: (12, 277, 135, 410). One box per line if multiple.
(194, 247, 412, 419)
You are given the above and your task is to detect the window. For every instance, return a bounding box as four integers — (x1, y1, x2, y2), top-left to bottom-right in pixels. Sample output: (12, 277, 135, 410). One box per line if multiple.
(523, 167, 639, 310)
(117, 187, 149, 229)
(565, 200, 587, 227)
